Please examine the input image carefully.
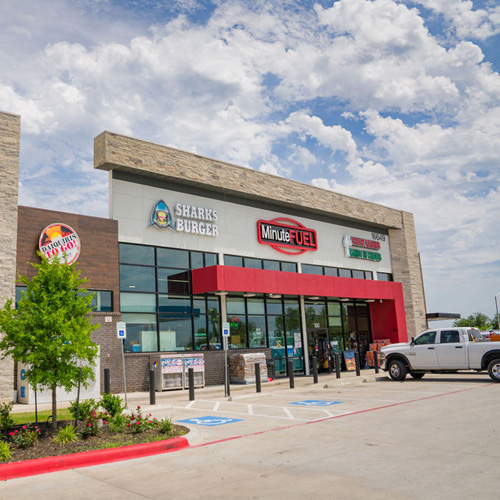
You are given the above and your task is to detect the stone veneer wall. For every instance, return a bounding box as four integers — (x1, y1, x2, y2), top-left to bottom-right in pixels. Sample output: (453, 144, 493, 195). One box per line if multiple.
(389, 212, 428, 337)
(0, 112, 20, 402)
(94, 131, 427, 340)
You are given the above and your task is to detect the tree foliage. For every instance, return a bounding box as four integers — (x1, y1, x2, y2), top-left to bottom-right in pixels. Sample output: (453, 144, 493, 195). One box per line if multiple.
(452, 312, 492, 329)
(0, 254, 99, 429)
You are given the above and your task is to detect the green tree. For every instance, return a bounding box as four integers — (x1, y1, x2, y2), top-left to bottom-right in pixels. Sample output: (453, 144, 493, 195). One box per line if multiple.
(452, 312, 492, 330)
(0, 254, 99, 430)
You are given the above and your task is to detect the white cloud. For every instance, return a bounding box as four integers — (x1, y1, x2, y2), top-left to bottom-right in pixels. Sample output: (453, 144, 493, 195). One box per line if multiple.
(406, 0, 500, 40)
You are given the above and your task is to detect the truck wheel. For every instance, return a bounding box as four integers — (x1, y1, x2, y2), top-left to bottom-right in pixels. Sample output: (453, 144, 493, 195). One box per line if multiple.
(388, 359, 407, 381)
(487, 359, 500, 382)
(410, 372, 425, 379)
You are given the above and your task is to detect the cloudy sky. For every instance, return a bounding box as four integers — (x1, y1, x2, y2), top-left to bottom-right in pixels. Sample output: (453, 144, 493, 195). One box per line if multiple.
(1, 0, 499, 325)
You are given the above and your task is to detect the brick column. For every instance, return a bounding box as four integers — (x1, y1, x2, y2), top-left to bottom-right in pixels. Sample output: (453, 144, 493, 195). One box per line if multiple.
(389, 211, 427, 339)
(0, 111, 20, 402)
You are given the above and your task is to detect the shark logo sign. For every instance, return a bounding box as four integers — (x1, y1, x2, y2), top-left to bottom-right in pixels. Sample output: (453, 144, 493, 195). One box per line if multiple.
(148, 200, 219, 237)
(149, 200, 176, 231)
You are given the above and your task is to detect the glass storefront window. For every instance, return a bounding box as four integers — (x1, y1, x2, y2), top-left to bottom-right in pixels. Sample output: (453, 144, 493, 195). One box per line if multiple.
(247, 298, 265, 315)
(352, 270, 364, 279)
(248, 315, 267, 347)
(120, 265, 155, 292)
(120, 293, 156, 313)
(227, 297, 245, 315)
(158, 295, 191, 314)
(208, 314, 221, 349)
(119, 244, 154, 266)
(229, 317, 247, 349)
(207, 296, 220, 313)
(302, 264, 322, 275)
(305, 302, 326, 316)
(191, 252, 204, 269)
(90, 290, 113, 312)
(205, 253, 218, 267)
(192, 297, 207, 314)
(157, 268, 189, 294)
(159, 315, 193, 351)
(244, 257, 262, 269)
(266, 299, 283, 315)
(263, 260, 280, 271)
(284, 300, 300, 316)
(324, 267, 338, 277)
(327, 302, 341, 316)
(338, 268, 351, 278)
(121, 313, 157, 353)
(281, 262, 297, 273)
(225, 255, 243, 267)
(157, 248, 189, 268)
(193, 315, 208, 350)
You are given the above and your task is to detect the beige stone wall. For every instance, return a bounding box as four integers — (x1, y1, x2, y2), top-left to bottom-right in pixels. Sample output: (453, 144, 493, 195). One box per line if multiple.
(389, 212, 428, 338)
(0, 111, 20, 402)
(94, 132, 404, 229)
(94, 131, 427, 340)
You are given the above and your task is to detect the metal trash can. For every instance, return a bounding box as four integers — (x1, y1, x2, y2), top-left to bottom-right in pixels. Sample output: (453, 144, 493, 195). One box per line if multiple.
(266, 360, 276, 380)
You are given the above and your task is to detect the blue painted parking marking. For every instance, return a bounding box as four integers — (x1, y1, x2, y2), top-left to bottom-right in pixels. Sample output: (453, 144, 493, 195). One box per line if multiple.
(177, 416, 244, 427)
(289, 400, 343, 406)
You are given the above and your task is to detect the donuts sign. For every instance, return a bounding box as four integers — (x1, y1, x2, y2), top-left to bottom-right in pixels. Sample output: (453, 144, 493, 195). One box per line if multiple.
(39, 223, 81, 264)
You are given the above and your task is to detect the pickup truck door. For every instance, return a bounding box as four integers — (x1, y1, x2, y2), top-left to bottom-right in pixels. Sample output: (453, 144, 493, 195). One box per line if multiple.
(435, 330, 468, 369)
(407, 331, 438, 369)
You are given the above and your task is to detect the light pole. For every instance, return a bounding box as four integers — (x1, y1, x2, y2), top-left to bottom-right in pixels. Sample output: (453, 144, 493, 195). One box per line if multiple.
(495, 292, 500, 332)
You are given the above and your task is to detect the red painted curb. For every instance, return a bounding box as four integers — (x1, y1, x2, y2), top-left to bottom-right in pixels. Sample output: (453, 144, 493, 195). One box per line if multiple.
(0, 436, 190, 481)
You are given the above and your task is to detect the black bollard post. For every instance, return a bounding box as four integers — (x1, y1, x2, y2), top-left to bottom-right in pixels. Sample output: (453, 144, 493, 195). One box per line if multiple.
(149, 370, 156, 405)
(288, 359, 295, 389)
(335, 353, 341, 379)
(312, 356, 318, 384)
(104, 368, 111, 394)
(255, 363, 261, 393)
(226, 362, 231, 397)
(188, 368, 195, 401)
(374, 351, 379, 374)
(355, 351, 361, 376)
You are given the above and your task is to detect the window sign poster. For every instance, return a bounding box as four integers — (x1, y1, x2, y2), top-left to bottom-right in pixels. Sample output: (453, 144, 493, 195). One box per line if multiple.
(330, 340, 341, 354)
(343, 350, 357, 371)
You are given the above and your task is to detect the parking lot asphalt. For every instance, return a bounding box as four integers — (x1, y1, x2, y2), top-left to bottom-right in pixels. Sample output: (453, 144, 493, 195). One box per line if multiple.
(2, 370, 499, 499)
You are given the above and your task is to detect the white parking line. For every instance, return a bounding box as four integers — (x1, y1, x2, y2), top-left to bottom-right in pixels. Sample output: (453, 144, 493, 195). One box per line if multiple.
(213, 402, 220, 411)
(248, 404, 253, 415)
(283, 407, 294, 419)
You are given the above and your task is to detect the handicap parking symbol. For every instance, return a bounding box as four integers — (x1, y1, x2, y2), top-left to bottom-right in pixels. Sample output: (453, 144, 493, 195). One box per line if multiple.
(290, 400, 343, 406)
(177, 416, 243, 427)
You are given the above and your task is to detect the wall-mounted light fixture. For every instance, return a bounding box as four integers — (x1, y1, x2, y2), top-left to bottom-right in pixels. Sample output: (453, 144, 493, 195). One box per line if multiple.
(243, 293, 256, 298)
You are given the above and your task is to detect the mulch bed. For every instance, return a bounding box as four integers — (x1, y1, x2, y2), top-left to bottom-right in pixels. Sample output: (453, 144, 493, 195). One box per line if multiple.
(1, 420, 188, 463)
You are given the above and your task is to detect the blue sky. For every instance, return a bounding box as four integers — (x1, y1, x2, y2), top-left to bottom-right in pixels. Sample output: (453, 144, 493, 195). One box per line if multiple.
(1, 0, 500, 326)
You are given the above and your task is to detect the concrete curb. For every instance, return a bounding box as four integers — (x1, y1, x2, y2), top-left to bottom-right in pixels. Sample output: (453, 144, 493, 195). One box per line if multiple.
(0, 436, 190, 481)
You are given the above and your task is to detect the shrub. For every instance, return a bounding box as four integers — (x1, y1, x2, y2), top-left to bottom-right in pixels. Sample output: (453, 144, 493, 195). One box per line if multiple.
(127, 406, 158, 434)
(108, 413, 127, 433)
(100, 393, 124, 417)
(0, 440, 12, 462)
(0, 402, 14, 430)
(158, 417, 174, 435)
(81, 410, 101, 439)
(69, 398, 99, 422)
(53, 425, 78, 445)
(10, 425, 40, 449)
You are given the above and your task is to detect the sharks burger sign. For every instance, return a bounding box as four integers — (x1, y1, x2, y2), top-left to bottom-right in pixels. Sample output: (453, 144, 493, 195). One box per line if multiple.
(257, 218, 317, 255)
(39, 223, 81, 264)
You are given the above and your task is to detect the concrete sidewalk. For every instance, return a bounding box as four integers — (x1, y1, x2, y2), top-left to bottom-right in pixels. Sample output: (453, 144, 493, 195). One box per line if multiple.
(10, 368, 383, 415)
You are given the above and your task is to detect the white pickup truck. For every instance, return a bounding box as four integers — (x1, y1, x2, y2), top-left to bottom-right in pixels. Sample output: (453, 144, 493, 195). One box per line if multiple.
(380, 327, 500, 382)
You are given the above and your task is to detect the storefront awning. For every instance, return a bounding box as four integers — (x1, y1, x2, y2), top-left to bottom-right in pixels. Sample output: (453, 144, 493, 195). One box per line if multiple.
(192, 265, 409, 343)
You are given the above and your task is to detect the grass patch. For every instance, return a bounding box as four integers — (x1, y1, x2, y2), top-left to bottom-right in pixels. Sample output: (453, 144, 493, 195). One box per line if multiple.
(11, 409, 73, 425)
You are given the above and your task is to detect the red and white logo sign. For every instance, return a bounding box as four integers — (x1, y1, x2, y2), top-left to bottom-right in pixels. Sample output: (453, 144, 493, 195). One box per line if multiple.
(39, 223, 81, 264)
(257, 218, 318, 255)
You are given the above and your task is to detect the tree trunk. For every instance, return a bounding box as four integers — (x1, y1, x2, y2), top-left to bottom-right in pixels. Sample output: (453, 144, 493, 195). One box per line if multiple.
(51, 384, 57, 431)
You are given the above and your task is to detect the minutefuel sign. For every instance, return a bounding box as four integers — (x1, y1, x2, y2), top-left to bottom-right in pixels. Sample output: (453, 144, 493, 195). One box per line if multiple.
(257, 218, 318, 255)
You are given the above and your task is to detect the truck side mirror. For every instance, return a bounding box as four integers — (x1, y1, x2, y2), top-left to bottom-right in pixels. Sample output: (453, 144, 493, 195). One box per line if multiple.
(410, 337, 415, 345)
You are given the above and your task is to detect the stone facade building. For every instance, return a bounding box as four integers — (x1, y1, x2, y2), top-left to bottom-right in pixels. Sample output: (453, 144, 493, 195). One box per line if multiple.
(1, 110, 428, 399)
